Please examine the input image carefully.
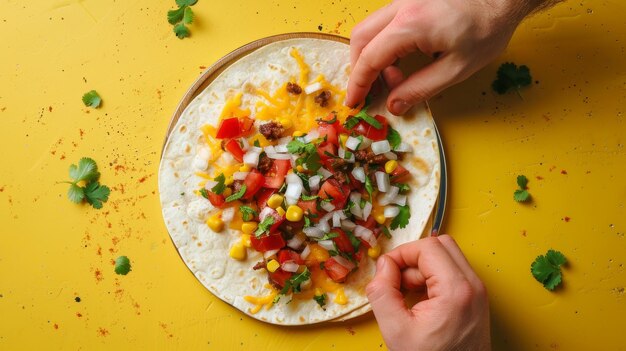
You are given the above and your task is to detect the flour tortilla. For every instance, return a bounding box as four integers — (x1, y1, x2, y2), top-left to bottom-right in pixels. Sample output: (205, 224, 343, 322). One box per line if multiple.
(158, 38, 440, 325)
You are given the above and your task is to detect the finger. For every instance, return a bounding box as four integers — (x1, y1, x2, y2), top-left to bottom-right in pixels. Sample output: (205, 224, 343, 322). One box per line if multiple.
(366, 256, 412, 326)
(400, 267, 426, 291)
(347, 19, 418, 107)
(386, 54, 469, 115)
(382, 65, 405, 90)
(349, 3, 398, 71)
(385, 237, 466, 297)
(437, 235, 483, 286)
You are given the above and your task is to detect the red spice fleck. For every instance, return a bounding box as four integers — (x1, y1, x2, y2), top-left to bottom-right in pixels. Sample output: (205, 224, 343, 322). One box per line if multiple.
(48, 106, 53, 112)
(199, 66, 206, 69)
(60, 154, 66, 160)
(560, 170, 568, 175)
(563, 216, 571, 222)
(97, 327, 109, 337)
(53, 324, 59, 330)
(112, 237, 120, 246)
(0, 186, 4, 192)
(346, 326, 355, 335)
(536, 176, 544, 180)
(51, 150, 56, 155)
(76, 312, 83, 318)
(94, 269, 103, 282)
(79, 129, 85, 138)
(138, 176, 148, 183)
(96, 246, 102, 256)
(521, 230, 527, 237)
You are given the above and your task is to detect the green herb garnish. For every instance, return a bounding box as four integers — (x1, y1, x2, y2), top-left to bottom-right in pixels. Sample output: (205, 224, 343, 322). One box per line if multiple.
(274, 268, 311, 303)
(211, 173, 226, 194)
(167, 0, 198, 39)
(387, 127, 402, 150)
(82, 90, 102, 108)
(114, 256, 131, 275)
(239, 206, 257, 221)
(492, 62, 532, 97)
(254, 216, 275, 237)
(62, 157, 110, 209)
(531, 250, 567, 291)
(226, 184, 246, 202)
(390, 205, 410, 230)
(514, 175, 531, 202)
(313, 292, 327, 308)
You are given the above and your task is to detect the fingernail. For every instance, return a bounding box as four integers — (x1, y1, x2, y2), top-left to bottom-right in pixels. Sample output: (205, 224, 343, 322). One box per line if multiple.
(390, 100, 410, 116)
(376, 256, 387, 271)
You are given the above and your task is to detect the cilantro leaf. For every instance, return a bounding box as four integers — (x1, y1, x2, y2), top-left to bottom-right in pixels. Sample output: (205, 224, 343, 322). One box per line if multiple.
(167, 6, 186, 24)
(303, 216, 312, 228)
(287, 140, 314, 154)
(278, 268, 311, 296)
(84, 181, 111, 209)
(395, 183, 410, 193)
(517, 175, 528, 189)
(254, 216, 275, 237)
(531, 250, 567, 290)
(226, 185, 246, 202)
(313, 292, 327, 308)
(211, 173, 226, 194)
(183, 6, 194, 24)
(67, 184, 85, 203)
(514, 189, 530, 202)
(69, 157, 100, 183)
(300, 194, 318, 201)
(390, 205, 410, 230)
(176, 0, 198, 6)
(364, 176, 374, 202)
(492, 62, 532, 95)
(346, 230, 361, 251)
(199, 188, 210, 199)
(173, 23, 190, 39)
(387, 127, 402, 150)
(315, 232, 339, 241)
(380, 225, 392, 239)
(114, 255, 131, 275)
(343, 116, 360, 130)
(304, 151, 321, 172)
(82, 90, 102, 108)
(240, 206, 257, 222)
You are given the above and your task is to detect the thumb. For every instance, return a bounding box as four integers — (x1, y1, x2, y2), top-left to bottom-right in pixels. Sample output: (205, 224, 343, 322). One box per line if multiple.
(386, 55, 467, 115)
(366, 256, 411, 326)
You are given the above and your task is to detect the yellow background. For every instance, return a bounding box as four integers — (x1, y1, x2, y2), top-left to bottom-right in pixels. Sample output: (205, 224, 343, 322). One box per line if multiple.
(1, 0, 624, 350)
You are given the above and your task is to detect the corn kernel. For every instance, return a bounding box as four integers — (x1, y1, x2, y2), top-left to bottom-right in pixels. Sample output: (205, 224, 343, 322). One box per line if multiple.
(276, 207, 286, 217)
(267, 194, 284, 209)
(239, 164, 251, 172)
(286, 205, 304, 222)
(279, 118, 293, 130)
(368, 245, 382, 259)
(292, 130, 305, 137)
(207, 215, 224, 232)
(229, 242, 247, 260)
(240, 234, 252, 247)
(224, 176, 234, 185)
(222, 188, 233, 197)
(385, 160, 398, 174)
(266, 259, 280, 273)
(374, 212, 386, 225)
(334, 288, 348, 305)
(314, 288, 323, 296)
(241, 222, 258, 235)
(339, 134, 348, 147)
(296, 165, 305, 173)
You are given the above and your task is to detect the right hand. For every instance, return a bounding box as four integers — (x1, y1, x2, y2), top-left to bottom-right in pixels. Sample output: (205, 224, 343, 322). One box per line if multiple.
(366, 235, 491, 351)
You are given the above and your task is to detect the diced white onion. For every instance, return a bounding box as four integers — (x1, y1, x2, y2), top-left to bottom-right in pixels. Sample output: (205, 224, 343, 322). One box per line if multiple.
(332, 255, 356, 271)
(197, 147, 211, 161)
(192, 156, 208, 171)
(303, 226, 324, 238)
(379, 186, 400, 206)
(240, 138, 250, 151)
(264, 249, 279, 259)
(318, 240, 335, 251)
(319, 167, 332, 180)
(285, 183, 303, 205)
(371, 140, 391, 155)
(354, 225, 378, 248)
(357, 136, 372, 150)
(384, 152, 397, 160)
(320, 201, 335, 212)
(232, 172, 249, 180)
(304, 129, 320, 142)
(304, 82, 322, 95)
(350, 203, 363, 218)
(384, 206, 401, 218)
(375, 171, 390, 193)
(345, 136, 361, 151)
(264, 145, 276, 154)
(286, 172, 303, 186)
(395, 142, 413, 153)
(308, 175, 321, 192)
(221, 207, 235, 222)
(341, 220, 356, 231)
(351, 167, 366, 183)
(392, 195, 407, 206)
(266, 152, 292, 160)
(316, 219, 331, 233)
(281, 261, 299, 273)
(221, 152, 234, 164)
(259, 207, 275, 221)
(362, 202, 373, 220)
(287, 232, 306, 249)
(332, 211, 342, 227)
(300, 245, 311, 260)
(243, 147, 262, 167)
(350, 192, 362, 204)
(274, 144, 288, 153)
(204, 180, 217, 190)
(277, 136, 292, 145)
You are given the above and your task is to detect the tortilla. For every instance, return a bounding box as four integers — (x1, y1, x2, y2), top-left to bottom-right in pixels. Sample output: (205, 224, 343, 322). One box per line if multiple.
(158, 38, 440, 325)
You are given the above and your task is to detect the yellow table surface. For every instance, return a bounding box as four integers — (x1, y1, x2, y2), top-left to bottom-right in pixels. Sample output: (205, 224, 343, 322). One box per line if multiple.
(1, 0, 625, 350)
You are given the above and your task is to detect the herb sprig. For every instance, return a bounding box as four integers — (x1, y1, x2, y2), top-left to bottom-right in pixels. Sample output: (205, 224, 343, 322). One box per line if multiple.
(514, 175, 531, 202)
(61, 157, 110, 209)
(167, 0, 198, 39)
(531, 250, 567, 290)
(492, 62, 532, 97)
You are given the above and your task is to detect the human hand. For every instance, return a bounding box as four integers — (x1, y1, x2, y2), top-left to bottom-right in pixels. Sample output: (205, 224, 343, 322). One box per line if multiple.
(347, 0, 543, 115)
(366, 235, 491, 351)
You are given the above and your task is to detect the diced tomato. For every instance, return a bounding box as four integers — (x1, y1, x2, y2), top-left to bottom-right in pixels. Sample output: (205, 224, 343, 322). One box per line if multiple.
(215, 118, 241, 139)
(356, 216, 377, 230)
(262, 159, 290, 189)
(347, 172, 364, 192)
(277, 249, 305, 265)
(224, 139, 245, 163)
(354, 247, 365, 262)
(358, 237, 371, 249)
(318, 123, 338, 146)
(259, 207, 285, 232)
(331, 229, 354, 254)
(323, 257, 351, 283)
(390, 164, 410, 181)
(255, 188, 276, 209)
(250, 232, 286, 253)
(206, 191, 225, 207)
(350, 114, 389, 141)
(269, 269, 292, 289)
(297, 199, 319, 217)
(243, 170, 264, 199)
(238, 117, 255, 137)
(318, 178, 351, 209)
(317, 142, 337, 161)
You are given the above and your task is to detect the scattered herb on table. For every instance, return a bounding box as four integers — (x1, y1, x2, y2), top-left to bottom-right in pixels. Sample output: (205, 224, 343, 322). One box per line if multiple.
(492, 62, 532, 97)
(82, 90, 102, 108)
(114, 255, 132, 275)
(514, 175, 531, 202)
(531, 249, 567, 290)
(61, 157, 111, 209)
(167, 0, 198, 39)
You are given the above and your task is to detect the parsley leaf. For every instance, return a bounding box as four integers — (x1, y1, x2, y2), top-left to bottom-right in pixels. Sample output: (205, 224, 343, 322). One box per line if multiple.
(61, 157, 110, 209)
(254, 216, 275, 237)
(82, 90, 102, 108)
(67, 184, 85, 203)
(167, 6, 186, 24)
(304, 151, 322, 172)
(300, 194, 318, 201)
(183, 6, 194, 24)
(168, 1, 198, 39)
(395, 183, 410, 193)
(531, 250, 567, 290)
(315, 232, 339, 241)
(303, 216, 312, 228)
(84, 181, 111, 209)
(514, 175, 531, 202)
(114, 256, 131, 275)
(517, 175, 528, 189)
(492, 62, 532, 96)
(387, 127, 402, 150)
(390, 205, 410, 230)
(173, 23, 190, 39)
(176, 0, 198, 6)
(211, 173, 226, 194)
(240, 206, 257, 222)
(226, 185, 246, 202)
(313, 292, 327, 308)
(69, 157, 100, 183)
(346, 230, 361, 251)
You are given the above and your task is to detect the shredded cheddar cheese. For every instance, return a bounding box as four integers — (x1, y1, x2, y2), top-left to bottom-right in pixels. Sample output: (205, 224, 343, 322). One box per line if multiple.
(244, 284, 279, 314)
